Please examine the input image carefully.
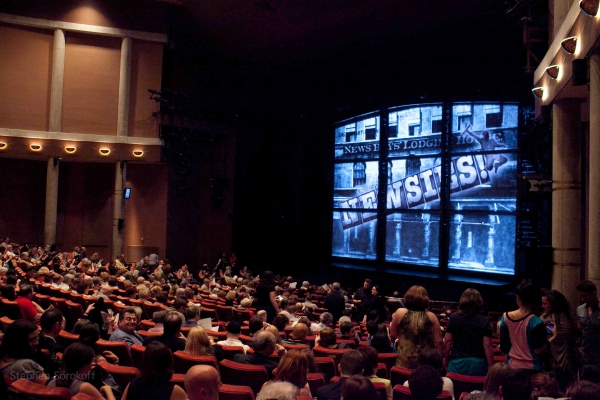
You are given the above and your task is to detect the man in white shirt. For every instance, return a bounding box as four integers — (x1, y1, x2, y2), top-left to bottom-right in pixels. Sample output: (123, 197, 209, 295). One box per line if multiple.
(216, 320, 250, 353)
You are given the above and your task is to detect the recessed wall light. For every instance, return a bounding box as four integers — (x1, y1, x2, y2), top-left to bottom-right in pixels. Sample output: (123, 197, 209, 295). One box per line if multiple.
(545, 65, 560, 80)
(532, 87, 544, 99)
(133, 150, 144, 157)
(561, 37, 577, 55)
(30, 144, 42, 151)
(0, 142, 6, 149)
(65, 146, 76, 154)
(99, 148, 111, 156)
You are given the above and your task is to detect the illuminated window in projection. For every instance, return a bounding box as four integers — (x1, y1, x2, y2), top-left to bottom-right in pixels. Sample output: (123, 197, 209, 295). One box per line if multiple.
(332, 102, 518, 275)
(385, 212, 441, 266)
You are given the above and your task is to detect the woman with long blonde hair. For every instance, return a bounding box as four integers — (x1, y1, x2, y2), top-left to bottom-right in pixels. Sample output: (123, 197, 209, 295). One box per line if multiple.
(265, 324, 286, 356)
(184, 327, 224, 360)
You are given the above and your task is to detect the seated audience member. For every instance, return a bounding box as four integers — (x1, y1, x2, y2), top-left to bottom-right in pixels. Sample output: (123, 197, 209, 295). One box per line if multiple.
(272, 313, 291, 332)
(283, 322, 309, 345)
(311, 312, 333, 333)
(0, 319, 48, 384)
(370, 331, 394, 353)
(317, 349, 364, 400)
(317, 327, 348, 349)
(47, 342, 115, 400)
(142, 312, 186, 353)
(357, 345, 392, 400)
(463, 394, 497, 400)
(580, 364, 600, 385)
(148, 310, 169, 333)
(498, 369, 531, 400)
(567, 380, 600, 400)
(404, 348, 454, 399)
(265, 324, 287, 356)
(15, 284, 43, 322)
(109, 308, 143, 348)
(38, 308, 66, 354)
(184, 365, 220, 400)
(257, 381, 298, 400)
(0, 284, 16, 301)
(339, 321, 359, 346)
(482, 363, 509, 399)
(234, 330, 280, 378)
(122, 341, 187, 400)
(530, 373, 564, 400)
(341, 375, 377, 400)
(264, 349, 311, 397)
(184, 326, 224, 361)
(365, 320, 379, 342)
(215, 320, 250, 353)
(249, 315, 265, 336)
(182, 305, 200, 328)
(407, 365, 444, 400)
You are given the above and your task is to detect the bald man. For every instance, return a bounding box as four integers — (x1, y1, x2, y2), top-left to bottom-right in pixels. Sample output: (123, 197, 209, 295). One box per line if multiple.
(185, 365, 220, 400)
(283, 322, 308, 346)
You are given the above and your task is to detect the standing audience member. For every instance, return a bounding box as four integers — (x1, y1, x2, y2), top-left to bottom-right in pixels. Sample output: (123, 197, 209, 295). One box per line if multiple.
(540, 288, 576, 390)
(324, 283, 346, 324)
(407, 365, 444, 400)
(390, 285, 444, 369)
(121, 341, 187, 400)
(255, 270, 280, 323)
(184, 365, 220, 400)
(499, 279, 547, 372)
(353, 279, 374, 322)
(575, 280, 600, 370)
(444, 288, 494, 377)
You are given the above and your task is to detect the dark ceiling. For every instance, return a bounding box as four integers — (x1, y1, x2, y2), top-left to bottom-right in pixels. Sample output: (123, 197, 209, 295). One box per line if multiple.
(164, 0, 543, 116)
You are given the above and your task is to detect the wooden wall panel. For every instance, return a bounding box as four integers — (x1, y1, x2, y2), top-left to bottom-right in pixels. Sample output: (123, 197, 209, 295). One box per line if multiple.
(0, 24, 52, 131)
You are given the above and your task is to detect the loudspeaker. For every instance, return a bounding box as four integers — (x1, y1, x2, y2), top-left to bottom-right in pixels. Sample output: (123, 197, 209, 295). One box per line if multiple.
(572, 59, 588, 86)
(540, 105, 552, 125)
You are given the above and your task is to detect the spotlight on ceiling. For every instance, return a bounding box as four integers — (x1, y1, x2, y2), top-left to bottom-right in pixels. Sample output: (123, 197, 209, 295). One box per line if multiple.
(546, 65, 560, 80)
(580, 0, 599, 16)
(65, 146, 76, 154)
(532, 87, 544, 99)
(133, 150, 144, 157)
(99, 148, 110, 156)
(30, 144, 42, 151)
(561, 36, 577, 55)
(0, 142, 6, 150)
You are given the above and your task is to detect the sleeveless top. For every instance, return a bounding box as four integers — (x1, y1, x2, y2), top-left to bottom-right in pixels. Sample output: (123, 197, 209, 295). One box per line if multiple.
(395, 310, 434, 369)
(127, 378, 176, 400)
(47, 378, 84, 395)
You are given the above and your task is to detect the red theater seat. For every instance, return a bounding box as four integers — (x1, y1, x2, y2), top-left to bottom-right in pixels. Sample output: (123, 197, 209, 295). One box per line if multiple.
(10, 379, 71, 400)
(219, 384, 255, 400)
(219, 359, 269, 395)
(173, 351, 219, 374)
(446, 372, 486, 399)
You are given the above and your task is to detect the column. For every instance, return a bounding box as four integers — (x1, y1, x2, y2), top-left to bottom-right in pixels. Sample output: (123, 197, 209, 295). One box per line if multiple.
(112, 161, 126, 261)
(44, 158, 59, 246)
(117, 37, 132, 137)
(588, 53, 600, 288)
(552, 100, 582, 309)
(49, 29, 65, 132)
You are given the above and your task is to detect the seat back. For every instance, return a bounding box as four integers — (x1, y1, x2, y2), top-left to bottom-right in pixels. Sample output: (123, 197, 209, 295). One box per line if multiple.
(220, 345, 246, 360)
(307, 372, 326, 395)
(65, 300, 84, 331)
(392, 385, 453, 400)
(446, 372, 486, 399)
(390, 366, 412, 388)
(1, 298, 24, 320)
(58, 330, 80, 347)
(216, 305, 234, 322)
(378, 352, 397, 379)
(218, 384, 255, 400)
(233, 308, 251, 324)
(200, 307, 219, 321)
(312, 346, 350, 369)
(219, 359, 269, 395)
(173, 351, 219, 374)
(372, 381, 388, 400)
(314, 356, 337, 382)
(376, 362, 388, 379)
(97, 361, 140, 389)
(95, 338, 133, 366)
(34, 293, 52, 309)
(130, 344, 146, 370)
(10, 378, 72, 400)
(282, 342, 309, 351)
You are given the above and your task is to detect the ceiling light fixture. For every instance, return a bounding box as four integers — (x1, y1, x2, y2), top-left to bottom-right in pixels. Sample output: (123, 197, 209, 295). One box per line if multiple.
(133, 150, 144, 157)
(561, 36, 577, 54)
(545, 65, 560, 80)
(580, 0, 599, 16)
(0, 142, 6, 150)
(30, 144, 42, 151)
(65, 146, 76, 154)
(532, 87, 544, 99)
(99, 148, 110, 156)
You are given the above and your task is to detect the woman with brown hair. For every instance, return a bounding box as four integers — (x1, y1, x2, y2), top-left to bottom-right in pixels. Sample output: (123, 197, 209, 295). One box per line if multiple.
(265, 325, 287, 356)
(482, 363, 509, 398)
(184, 326, 224, 360)
(389, 285, 443, 369)
(316, 327, 348, 349)
(122, 341, 187, 400)
(444, 288, 494, 376)
(262, 349, 311, 397)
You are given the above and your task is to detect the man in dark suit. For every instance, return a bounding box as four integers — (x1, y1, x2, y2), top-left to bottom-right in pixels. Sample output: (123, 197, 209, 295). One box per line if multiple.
(142, 312, 186, 353)
(324, 282, 346, 324)
(317, 350, 364, 400)
(233, 330, 280, 378)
